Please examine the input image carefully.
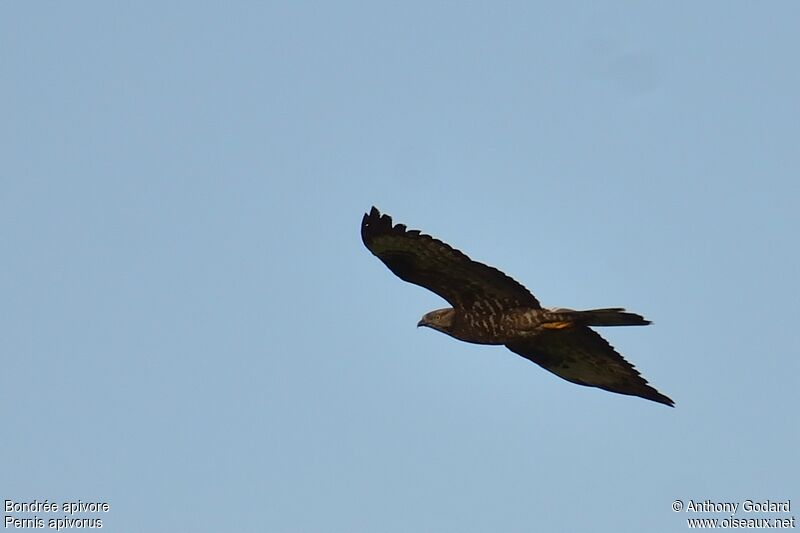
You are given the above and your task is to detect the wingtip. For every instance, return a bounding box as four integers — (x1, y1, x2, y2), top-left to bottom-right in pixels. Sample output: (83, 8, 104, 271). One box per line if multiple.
(362, 206, 396, 247)
(650, 391, 675, 407)
(363, 206, 390, 225)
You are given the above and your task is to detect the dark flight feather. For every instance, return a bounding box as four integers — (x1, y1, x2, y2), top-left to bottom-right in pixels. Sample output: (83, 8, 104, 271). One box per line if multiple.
(361, 207, 540, 310)
(506, 328, 674, 406)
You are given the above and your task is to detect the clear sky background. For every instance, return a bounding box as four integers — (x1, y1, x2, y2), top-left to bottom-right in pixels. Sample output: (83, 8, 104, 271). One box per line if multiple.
(2, 2, 798, 532)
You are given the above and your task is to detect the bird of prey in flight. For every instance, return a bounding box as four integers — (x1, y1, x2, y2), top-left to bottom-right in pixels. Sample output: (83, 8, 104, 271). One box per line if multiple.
(361, 206, 673, 407)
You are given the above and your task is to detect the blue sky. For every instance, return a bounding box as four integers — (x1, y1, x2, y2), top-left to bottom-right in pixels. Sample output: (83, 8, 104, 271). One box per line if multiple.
(2, 2, 797, 531)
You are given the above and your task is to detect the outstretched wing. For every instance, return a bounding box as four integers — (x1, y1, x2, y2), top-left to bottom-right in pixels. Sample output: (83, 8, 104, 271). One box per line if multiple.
(505, 327, 674, 406)
(362, 207, 540, 311)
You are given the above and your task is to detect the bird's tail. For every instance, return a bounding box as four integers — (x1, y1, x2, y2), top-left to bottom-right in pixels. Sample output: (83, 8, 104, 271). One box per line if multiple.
(574, 308, 651, 326)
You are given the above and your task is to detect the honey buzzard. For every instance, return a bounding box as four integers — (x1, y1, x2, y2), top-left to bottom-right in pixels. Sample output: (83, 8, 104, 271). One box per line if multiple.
(361, 207, 673, 407)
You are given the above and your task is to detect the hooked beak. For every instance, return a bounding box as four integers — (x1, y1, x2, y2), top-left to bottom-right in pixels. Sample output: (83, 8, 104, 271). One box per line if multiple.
(417, 319, 426, 328)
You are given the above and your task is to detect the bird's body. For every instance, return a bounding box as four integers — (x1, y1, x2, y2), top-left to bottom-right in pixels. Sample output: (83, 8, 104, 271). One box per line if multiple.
(423, 306, 651, 345)
(361, 207, 674, 407)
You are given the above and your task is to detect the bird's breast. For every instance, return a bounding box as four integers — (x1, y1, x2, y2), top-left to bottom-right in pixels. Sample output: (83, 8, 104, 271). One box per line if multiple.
(446, 309, 536, 344)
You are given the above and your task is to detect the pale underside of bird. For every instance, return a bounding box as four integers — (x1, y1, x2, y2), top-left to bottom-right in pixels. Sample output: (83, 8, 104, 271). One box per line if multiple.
(361, 206, 674, 407)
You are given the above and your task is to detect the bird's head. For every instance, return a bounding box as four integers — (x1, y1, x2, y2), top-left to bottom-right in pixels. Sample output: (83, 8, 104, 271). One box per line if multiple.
(417, 308, 456, 333)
